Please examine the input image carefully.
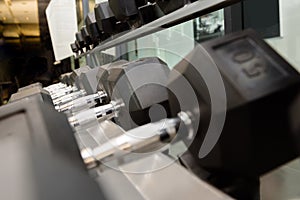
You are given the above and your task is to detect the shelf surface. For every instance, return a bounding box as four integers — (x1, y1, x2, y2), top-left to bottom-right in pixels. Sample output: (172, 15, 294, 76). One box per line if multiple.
(76, 0, 239, 59)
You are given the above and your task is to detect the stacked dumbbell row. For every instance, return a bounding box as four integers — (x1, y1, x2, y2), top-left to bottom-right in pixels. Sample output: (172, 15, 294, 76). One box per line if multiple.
(71, 0, 199, 56)
(43, 57, 190, 168)
(68, 30, 300, 199)
(6, 30, 300, 199)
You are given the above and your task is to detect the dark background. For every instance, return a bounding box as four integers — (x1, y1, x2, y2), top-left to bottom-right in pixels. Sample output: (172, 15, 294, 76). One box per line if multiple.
(225, 0, 280, 38)
(0, 0, 71, 104)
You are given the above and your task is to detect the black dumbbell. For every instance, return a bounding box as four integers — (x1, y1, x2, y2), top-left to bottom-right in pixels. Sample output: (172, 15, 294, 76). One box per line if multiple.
(109, 0, 164, 27)
(80, 26, 92, 50)
(138, 3, 164, 24)
(0, 97, 106, 200)
(75, 32, 86, 53)
(168, 29, 300, 199)
(108, 0, 141, 27)
(101, 57, 171, 130)
(155, 0, 186, 14)
(85, 12, 102, 45)
(70, 42, 80, 54)
(94, 1, 129, 36)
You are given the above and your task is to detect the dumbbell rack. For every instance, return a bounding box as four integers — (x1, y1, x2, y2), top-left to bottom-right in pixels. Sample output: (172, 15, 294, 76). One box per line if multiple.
(76, 0, 239, 60)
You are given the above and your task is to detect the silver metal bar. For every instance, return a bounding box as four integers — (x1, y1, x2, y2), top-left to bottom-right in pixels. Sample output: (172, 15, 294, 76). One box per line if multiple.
(53, 90, 86, 106)
(68, 101, 121, 128)
(50, 86, 78, 100)
(56, 91, 108, 113)
(82, 112, 192, 168)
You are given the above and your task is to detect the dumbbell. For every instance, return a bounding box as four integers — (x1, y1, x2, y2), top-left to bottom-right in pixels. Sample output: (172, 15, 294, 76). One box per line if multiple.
(55, 91, 108, 113)
(9, 82, 75, 106)
(167, 29, 300, 199)
(96, 60, 127, 98)
(52, 89, 87, 106)
(109, 0, 164, 27)
(59, 72, 73, 85)
(70, 42, 80, 55)
(61, 57, 170, 131)
(138, 2, 164, 25)
(44, 82, 66, 90)
(155, 0, 188, 14)
(108, 0, 141, 27)
(75, 32, 86, 52)
(45, 68, 85, 101)
(48, 85, 79, 100)
(53, 63, 119, 114)
(56, 64, 115, 112)
(70, 65, 91, 88)
(0, 96, 106, 200)
(82, 111, 192, 168)
(94, 1, 129, 36)
(80, 26, 92, 50)
(98, 57, 171, 130)
(10, 83, 53, 105)
(54, 63, 117, 113)
(85, 12, 103, 45)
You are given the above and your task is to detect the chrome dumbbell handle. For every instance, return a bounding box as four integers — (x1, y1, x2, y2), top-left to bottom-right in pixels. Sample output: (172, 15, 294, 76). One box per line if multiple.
(55, 91, 108, 113)
(82, 112, 193, 168)
(51, 86, 78, 100)
(44, 82, 66, 91)
(68, 101, 120, 128)
(53, 90, 87, 106)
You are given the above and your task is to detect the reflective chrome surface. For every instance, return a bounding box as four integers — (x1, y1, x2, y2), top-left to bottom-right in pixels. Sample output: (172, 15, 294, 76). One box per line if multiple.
(261, 159, 300, 200)
(95, 153, 233, 200)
